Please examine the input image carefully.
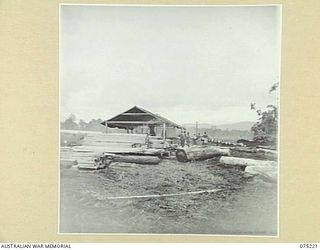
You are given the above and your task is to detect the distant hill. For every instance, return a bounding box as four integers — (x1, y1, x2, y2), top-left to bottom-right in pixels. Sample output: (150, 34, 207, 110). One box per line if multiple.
(215, 121, 255, 131)
(183, 121, 255, 131)
(182, 123, 214, 129)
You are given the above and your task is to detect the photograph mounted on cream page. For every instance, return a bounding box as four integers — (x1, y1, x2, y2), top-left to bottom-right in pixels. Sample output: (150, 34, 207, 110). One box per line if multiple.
(59, 4, 281, 235)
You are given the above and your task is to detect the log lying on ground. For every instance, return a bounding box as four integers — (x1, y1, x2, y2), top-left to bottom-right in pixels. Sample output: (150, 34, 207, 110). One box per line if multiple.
(111, 155, 160, 165)
(232, 147, 258, 153)
(96, 153, 161, 165)
(219, 156, 277, 182)
(245, 165, 277, 183)
(176, 145, 230, 162)
(219, 156, 277, 167)
(77, 164, 100, 170)
(257, 148, 277, 156)
(77, 162, 108, 170)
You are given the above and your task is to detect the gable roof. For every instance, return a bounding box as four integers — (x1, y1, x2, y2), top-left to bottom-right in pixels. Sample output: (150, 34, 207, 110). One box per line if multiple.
(101, 106, 184, 129)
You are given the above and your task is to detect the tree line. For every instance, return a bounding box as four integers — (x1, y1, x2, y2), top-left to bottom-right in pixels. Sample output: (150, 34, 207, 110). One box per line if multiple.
(61, 81, 278, 146)
(60, 114, 105, 132)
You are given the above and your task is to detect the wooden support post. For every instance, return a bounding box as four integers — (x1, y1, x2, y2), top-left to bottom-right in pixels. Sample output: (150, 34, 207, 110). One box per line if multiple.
(163, 122, 166, 141)
(196, 121, 198, 135)
(105, 122, 108, 134)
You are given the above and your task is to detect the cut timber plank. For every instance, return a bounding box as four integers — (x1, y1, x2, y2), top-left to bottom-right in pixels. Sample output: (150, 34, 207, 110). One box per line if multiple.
(72, 146, 164, 156)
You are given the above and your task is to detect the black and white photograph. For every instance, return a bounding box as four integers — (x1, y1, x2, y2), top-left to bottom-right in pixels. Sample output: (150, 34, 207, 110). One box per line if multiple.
(59, 4, 281, 235)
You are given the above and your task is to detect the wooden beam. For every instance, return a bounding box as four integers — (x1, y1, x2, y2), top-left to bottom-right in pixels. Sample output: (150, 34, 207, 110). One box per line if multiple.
(107, 121, 161, 124)
(120, 113, 152, 116)
(105, 120, 182, 129)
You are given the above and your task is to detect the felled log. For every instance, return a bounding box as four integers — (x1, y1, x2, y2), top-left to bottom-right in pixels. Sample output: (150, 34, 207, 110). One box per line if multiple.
(232, 147, 258, 153)
(112, 155, 160, 165)
(219, 156, 277, 182)
(96, 152, 160, 166)
(245, 165, 277, 183)
(176, 145, 230, 162)
(77, 163, 100, 170)
(236, 139, 261, 147)
(257, 148, 277, 156)
(219, 156, 277, 167)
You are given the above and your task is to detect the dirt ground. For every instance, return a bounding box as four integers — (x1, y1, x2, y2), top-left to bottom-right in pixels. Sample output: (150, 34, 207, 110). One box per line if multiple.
(60, 152, 277, 235)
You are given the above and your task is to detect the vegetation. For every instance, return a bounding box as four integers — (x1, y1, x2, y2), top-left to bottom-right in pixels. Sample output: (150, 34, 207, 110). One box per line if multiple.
(250, 82, 278, 146)
(61, 114, 253, 142)
(60, 114, 105, 132)
(187, 127, 253, 142)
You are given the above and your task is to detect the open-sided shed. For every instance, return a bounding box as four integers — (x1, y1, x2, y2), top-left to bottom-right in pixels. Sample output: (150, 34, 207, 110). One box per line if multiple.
(101, 106, 184, 138)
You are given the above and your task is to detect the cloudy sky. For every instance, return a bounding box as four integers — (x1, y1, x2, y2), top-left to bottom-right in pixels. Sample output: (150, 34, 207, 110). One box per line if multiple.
(61, 5, 281, 125)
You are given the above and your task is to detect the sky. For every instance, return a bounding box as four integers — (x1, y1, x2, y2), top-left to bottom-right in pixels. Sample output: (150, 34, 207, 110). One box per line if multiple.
(60, 5, 281, 125)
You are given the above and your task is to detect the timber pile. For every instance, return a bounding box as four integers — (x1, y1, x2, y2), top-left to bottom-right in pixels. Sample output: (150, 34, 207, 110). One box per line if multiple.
(72, 132, 165, 156)
(72, 145, 164, 155)
(84, 133, 146, 145)
(60, 147, 102, 169)
(176, 145, 230, 162)
(83, 132, 170, 149)
(61, 132, 165, 170)
(149, 137, 165, 149)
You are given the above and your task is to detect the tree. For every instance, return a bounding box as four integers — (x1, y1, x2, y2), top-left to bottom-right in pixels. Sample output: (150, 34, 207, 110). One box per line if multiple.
(78, 119, 88, 131)
(86, 118, 105, 132)
(251, 83, 278, 146)
(61, 114, 79, 130)
(68, 113, 77, 122)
